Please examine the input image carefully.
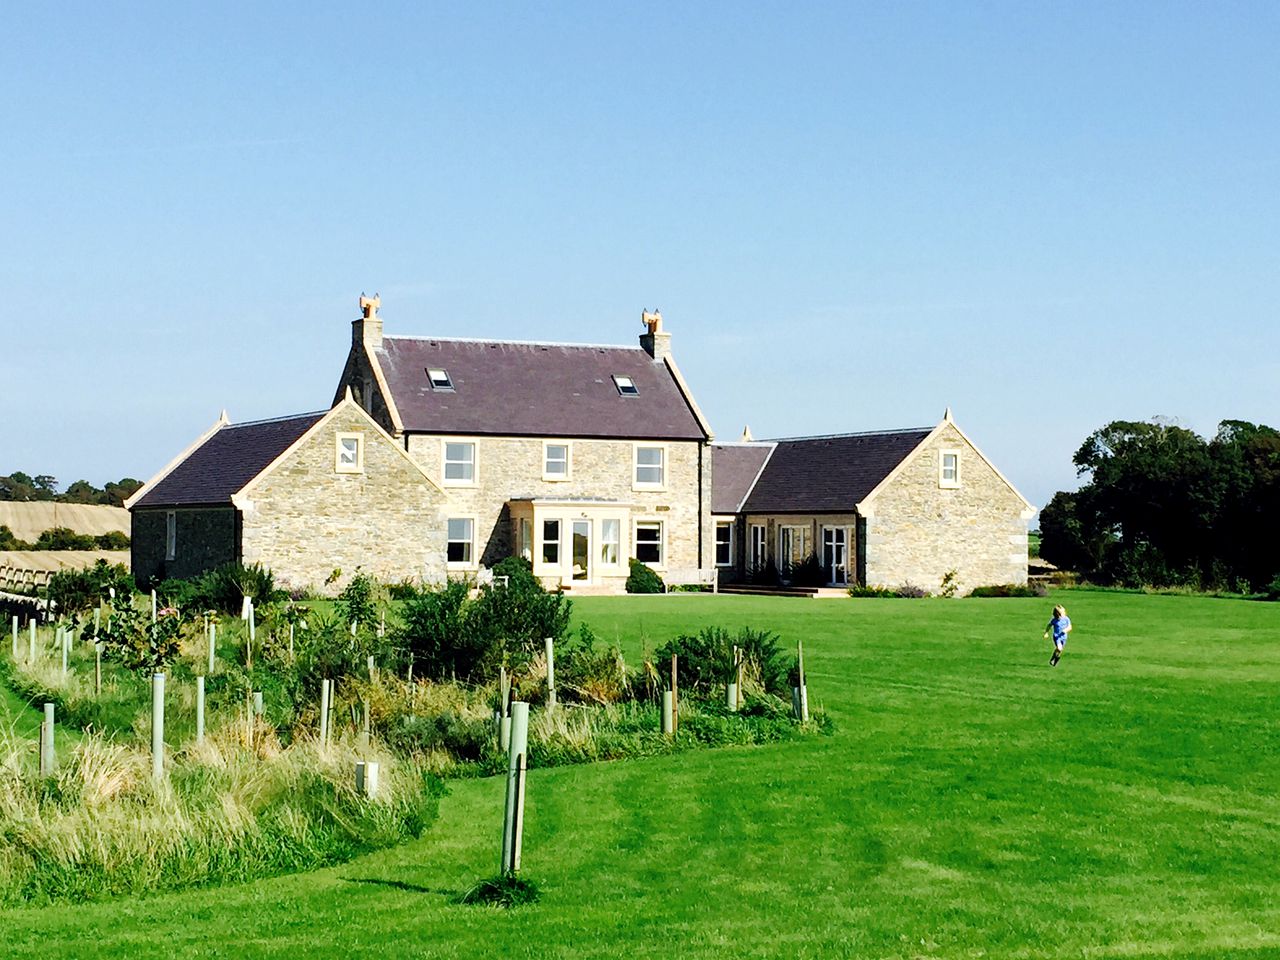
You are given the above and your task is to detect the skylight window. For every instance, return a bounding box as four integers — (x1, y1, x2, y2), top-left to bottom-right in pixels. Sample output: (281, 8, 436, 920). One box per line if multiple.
(613, 374, 639, 396)
(427, 368, 454, 390)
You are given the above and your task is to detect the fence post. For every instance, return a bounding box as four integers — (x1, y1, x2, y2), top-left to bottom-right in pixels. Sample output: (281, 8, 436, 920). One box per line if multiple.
(196, 675, 206, 743)
(545, 636, 556, 711)
(40, 702, 55, 777)
(151, 673, 166, 781)
(501, 701, 530, 874)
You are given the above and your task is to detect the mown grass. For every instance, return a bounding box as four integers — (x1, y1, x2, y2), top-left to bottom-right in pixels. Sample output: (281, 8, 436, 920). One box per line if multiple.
(0, 591, 1277, 958)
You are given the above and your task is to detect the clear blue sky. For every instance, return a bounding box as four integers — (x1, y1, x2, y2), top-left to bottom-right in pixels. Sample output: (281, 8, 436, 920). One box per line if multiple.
(4, 2, 1278, 512)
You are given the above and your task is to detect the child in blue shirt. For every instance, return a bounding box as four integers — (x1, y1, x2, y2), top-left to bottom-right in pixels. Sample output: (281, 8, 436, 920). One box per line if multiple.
(1043, 605, 1072, 666)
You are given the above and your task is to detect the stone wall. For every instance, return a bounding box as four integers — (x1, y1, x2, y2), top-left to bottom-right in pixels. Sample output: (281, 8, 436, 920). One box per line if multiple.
(405, 434, 711, 576)
(862, 423, 1030, 593)
(238, 404, 445, 592)
(332, 341, 397, 434)
(131, 507, 237, 585)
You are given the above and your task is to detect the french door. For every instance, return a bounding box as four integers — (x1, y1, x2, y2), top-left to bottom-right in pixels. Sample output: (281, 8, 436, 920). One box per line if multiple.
(822, 526, 848, 585)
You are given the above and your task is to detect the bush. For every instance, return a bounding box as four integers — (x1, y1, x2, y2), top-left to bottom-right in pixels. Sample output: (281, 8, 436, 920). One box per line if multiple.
(558, 625, 630, 705)
(654, 626, 790, 698)
(1267, 575, 1280, 601)
(394, 560, 572, 684)
(32, 527, 98, 550)
(95, 531, 130, 550)
(152, 562, 285, 614)
(748, 559, 780, 586)
(626, 559, 664, 594)
(968, 583, 1049, 598)
(786, 553, 825, 588)
(46, 560, 135, 617)
(848, 584, 929, 598)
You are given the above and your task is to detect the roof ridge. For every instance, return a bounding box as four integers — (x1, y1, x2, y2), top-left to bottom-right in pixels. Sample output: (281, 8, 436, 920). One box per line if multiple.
(711, 440, 779, 448)
(383, 334, 644, 352)
(765, 427, 933, 442)
(225, 410, 328, 430)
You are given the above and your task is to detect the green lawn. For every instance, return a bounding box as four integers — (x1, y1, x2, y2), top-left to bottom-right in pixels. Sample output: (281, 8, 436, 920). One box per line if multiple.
(2, 591, 1278, 958)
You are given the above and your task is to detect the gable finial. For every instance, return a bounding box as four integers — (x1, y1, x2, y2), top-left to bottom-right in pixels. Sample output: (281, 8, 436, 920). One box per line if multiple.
(344, 385, 354, 403)
(740, 424, 754, 442)
(943, 406, 953, 422)
(359, 293, 381, 320)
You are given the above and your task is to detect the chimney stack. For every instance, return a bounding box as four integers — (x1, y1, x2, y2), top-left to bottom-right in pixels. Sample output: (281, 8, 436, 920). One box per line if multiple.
(639, 308, 671, 362)
(353, 293, 383, 350)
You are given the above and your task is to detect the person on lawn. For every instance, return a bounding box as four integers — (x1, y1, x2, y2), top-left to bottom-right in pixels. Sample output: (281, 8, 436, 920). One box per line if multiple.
(1044, 604, 1072, 666)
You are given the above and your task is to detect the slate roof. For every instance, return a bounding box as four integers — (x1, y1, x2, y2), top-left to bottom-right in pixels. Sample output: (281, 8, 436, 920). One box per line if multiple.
(132, 412, 326, 508)
(739, 428, 933, 514)
(374, 337, 707, 440)
(711, 443, 775, 514)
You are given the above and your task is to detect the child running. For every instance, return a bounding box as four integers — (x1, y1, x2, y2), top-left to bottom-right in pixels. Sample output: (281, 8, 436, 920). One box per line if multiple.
(1043, 604, 1072, 666)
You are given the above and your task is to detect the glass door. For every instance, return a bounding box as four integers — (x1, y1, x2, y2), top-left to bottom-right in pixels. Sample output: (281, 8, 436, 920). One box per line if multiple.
(822, 526, 848, 585)
(572, 519, 591, 582)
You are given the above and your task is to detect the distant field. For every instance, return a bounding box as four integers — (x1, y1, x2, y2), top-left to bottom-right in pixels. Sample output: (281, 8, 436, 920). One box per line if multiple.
(2, 590, 1277, 959)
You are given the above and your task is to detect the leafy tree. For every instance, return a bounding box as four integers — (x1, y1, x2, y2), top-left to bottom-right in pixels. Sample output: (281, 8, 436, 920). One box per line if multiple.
(0, 525, 31, 551)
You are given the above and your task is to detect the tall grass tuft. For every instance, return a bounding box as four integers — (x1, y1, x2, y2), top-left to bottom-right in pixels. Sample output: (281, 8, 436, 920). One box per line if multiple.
(0, 726, 443, 906)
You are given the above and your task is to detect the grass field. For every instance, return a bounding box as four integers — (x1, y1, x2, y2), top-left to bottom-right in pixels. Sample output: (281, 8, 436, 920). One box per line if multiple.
(1, 590, 1277, 958)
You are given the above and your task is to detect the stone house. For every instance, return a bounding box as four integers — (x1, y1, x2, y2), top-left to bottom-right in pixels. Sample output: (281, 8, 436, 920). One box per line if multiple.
(129, 300, 715, 593)
(126, 396, 446, 588)
(329, 299, 714, 593)
(712, 410, 1035, 594)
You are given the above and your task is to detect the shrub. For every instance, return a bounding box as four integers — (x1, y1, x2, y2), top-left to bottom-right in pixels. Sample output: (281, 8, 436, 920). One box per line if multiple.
(748, 559, 780, 586)
(786, 553, 825, 588)
(939, 569, 959, 598)
(336, 570, 384, 632)
(654, 626, 790, 698)
(848, 584, 899, 598)
(99, 600, 192, 675)
(46, 561, 135, 617)
(32, 527, 98, 550)
(153, 563, 285, 614)
(968, 583, 1049, 598)
(558, 625, 630, 705)
(848, 583, 929, 598)
(469, 559, 572, 667)
(626, 559, 664, 594)
(396, 579, 476, 681)
(1267, 575, 1280, 601)
(95, 531, 130, 550)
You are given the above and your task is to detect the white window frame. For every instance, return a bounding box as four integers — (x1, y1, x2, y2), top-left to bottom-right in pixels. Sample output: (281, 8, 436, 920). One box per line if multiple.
(632, 443, 667, 491)
(600, 517, 621, 566)
(165, 510, 176, 562)
(446, 516, 477, 567)
(633, 519, 664, 568)
(541, 518, 562, 566)
(442, 439, 477, 486)
(613, 374, 639, 396)
(427, 368, 454, 391)
(335, 432, 365, 474)
(517, 517, 532, 561)
(542, 441, 572, 482)
(714, 521, 734, 568)
(939, 449, 961, 489)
